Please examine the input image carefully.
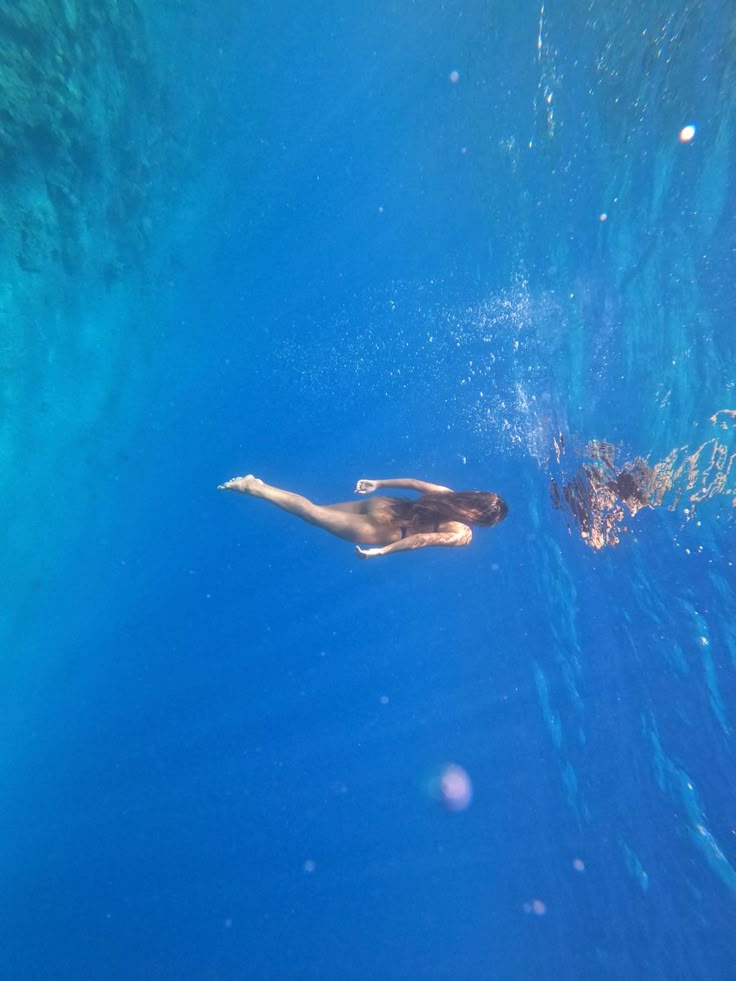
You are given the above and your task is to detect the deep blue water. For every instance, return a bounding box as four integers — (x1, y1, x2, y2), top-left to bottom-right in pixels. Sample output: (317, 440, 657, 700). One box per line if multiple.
(2, 1, 736, 979)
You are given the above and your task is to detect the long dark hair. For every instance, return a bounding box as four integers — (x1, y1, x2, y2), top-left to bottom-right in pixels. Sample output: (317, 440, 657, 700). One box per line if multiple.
(389, 491, 508, 529)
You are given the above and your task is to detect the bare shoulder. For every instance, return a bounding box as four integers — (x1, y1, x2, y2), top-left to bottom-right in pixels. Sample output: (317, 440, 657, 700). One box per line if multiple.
(437, 521, 473, 545)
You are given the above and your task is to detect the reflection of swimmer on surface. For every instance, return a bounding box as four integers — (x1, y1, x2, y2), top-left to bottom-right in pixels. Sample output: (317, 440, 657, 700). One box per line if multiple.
(218, 475, 508, 559)
(550, 441, 654, 549)
(552, 414, 736, 549)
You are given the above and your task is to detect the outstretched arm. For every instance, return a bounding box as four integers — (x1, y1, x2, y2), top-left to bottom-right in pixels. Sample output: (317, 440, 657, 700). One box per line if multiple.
(355, 477, 453, 495)
(356, 522, 472, 559)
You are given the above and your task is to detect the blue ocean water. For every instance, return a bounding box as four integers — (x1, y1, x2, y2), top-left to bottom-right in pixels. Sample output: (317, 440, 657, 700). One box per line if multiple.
(2, 1, 735, 979)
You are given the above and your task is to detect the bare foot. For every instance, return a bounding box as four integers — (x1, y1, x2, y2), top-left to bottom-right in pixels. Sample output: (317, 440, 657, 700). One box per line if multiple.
(217, 474, 264, 493)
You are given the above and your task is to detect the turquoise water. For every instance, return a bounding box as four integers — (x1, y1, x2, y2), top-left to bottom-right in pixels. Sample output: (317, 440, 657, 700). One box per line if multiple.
(1, 2, 735, 978)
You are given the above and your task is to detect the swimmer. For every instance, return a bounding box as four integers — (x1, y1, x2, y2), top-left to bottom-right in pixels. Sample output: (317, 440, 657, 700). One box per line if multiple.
(218, 475, 508, 559)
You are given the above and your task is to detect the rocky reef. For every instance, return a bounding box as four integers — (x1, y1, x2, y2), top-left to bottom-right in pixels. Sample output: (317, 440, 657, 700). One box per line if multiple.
(0, 0, 174, 283)
(0, 2, 206, 655)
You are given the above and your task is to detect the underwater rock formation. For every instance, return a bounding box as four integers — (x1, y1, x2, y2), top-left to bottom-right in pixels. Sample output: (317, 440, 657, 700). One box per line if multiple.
(0, 0, 170, 282)
(0, 2, 202, 655)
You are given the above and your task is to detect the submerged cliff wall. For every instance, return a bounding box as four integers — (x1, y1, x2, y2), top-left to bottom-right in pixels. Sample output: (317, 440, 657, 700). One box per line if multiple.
(0, 1, 217, 653)
(0, 1, 171, 281)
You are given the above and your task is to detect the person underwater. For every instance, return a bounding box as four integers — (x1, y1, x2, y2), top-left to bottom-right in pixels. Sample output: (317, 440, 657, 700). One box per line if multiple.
(218, 474, 508, 558)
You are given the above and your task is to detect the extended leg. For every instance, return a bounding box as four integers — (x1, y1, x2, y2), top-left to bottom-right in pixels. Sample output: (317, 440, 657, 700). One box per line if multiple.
(322, 500, 371, 514)
(218, 475, 373, 543)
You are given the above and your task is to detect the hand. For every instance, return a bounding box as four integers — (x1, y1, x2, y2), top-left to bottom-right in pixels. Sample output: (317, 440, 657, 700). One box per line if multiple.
(355, 479, 380, 494)
(355, 545, 384, 559)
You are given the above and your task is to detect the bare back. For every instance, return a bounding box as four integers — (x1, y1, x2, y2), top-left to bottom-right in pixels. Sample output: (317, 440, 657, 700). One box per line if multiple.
(342, 496, 460, 545)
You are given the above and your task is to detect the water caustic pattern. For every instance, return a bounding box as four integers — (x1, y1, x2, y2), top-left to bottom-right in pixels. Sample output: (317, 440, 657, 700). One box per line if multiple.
(550, 410, 736, 549)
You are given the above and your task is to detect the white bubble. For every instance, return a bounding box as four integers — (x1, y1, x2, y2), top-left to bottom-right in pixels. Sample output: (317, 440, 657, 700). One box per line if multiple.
(428, 763, 473, 811)
(449, 70, 460, 84)
(523, 898, 547, 915)
(679, 124, 696, 142)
